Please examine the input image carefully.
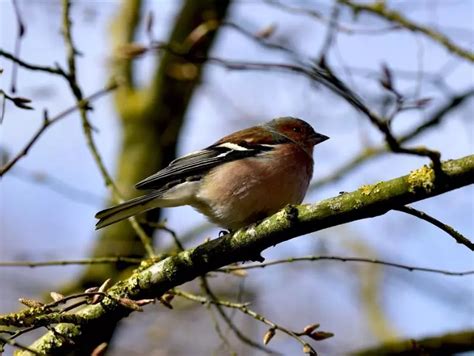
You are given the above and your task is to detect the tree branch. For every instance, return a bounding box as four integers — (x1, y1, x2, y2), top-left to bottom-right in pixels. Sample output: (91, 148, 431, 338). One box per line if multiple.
(0, 83, 117, 176)
(394, 205, 473, 250)
(339, 0, 474, 62)
(15, 154, 474, 355)
(0, 48, 67, 78)
(310, 88, 474, 190)
(352, 330, 474, 355)
(219, 256, 474, 277)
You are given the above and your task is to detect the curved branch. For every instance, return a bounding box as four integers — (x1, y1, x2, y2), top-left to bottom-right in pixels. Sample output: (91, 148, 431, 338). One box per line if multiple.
(15, 155, 474, 355)
(310, 88, 474, 190)
(339, 0, 474, 62)
(394, 205, 473, 250)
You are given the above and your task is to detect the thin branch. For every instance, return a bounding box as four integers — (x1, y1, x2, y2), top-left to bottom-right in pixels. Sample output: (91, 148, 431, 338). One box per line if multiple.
(174, 289, 320, 355)
(0, 257, 146, 268)
(222, 21, 305, 65)
(310, 88, 474, 191)
(173, 289, 250, 309)
(264, 0, 401, 35)
(394, 206, 473, 251)
(205, 301, 236, 354)
(199, 276, 273, 354)
(3, 254, 470, 277)
(156, 222, 252, 352)
(318, 2, 341, 59)
(339, 0, 474, 62)
(400, 89, 474, 143)
(147, 42, 445, 170)
(115, 40, 446, 170)
(60, 0, 155, 258)
(0, 83, 117, 176)
(162, 223, 272, 354)
(220, 256, 474, 277)
(0, 48, 67, 78)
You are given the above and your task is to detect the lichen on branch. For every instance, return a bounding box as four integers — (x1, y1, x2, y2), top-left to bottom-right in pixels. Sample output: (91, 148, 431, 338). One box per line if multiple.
(17, 154, 474, 355)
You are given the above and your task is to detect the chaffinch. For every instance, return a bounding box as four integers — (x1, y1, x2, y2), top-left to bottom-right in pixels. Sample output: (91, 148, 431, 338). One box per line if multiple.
(95, 117, 329, 231)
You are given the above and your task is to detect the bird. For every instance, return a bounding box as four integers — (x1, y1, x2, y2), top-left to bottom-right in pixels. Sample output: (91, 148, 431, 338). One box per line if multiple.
(95, 117, 329, 231)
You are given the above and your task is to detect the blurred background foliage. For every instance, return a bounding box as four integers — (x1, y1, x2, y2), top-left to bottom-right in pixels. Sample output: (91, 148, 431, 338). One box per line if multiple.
(1, 0, 473, 355)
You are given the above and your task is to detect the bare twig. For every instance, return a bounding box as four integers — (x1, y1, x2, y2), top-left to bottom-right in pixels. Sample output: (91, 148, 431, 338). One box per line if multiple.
(310, 88, 474, 191)
(199, 276, 273, 354)
(264, 0, 400, 35)
(60, 0, 155, 257)
(394, 206, 473, 251)
(339, 0, 474, 62)
(0, 48, 67, 78)
(220, 256, 474, 277)
(222, 21, 305, 65)
(2, 254, 470, 276)
(150, 42, 445, 170)
(174, 289, 321, 355)
(161, 223, 272, 354)
(318, 2, 341, 60)
(0, 83, 117, 176)
(0, 256, 146, 268)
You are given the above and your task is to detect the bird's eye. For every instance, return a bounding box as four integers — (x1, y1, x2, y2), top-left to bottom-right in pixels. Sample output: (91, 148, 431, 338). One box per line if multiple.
(292, 127, 302, 133)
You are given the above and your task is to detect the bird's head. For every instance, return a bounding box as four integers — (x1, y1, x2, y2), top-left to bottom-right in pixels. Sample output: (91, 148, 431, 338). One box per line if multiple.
(265, 117, 329, 149)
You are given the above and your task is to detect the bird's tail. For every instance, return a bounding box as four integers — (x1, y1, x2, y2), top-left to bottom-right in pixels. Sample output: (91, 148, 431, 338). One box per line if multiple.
(95, 192, 164, 230)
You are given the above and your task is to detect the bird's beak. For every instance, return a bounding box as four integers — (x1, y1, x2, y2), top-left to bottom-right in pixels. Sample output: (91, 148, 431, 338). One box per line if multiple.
(311, 132, 329, 145)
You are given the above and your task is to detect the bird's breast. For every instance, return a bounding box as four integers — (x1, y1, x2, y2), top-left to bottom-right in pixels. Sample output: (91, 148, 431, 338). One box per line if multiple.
(194, 144, 313, 230)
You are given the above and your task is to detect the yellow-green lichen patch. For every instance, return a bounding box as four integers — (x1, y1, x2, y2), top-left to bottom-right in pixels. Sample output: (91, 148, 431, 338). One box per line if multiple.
(407, 165, 435, 193)
(372, 183, 382, 194)
(360, 185, 373, 196)
(329, 200, 342, 212)
(353, 199, 363, 209)
(245, 226, 258, 238)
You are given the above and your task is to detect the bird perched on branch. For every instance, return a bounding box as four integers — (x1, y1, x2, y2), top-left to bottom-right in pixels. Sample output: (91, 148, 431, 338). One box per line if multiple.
(95, 117, 329, 231)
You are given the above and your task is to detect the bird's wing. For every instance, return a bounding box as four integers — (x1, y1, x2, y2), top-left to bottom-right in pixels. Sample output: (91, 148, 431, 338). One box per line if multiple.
(135, 141, 275, 190)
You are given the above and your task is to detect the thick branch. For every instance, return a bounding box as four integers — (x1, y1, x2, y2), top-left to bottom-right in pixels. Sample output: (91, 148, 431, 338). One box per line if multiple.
(18, 155, 474, 355)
